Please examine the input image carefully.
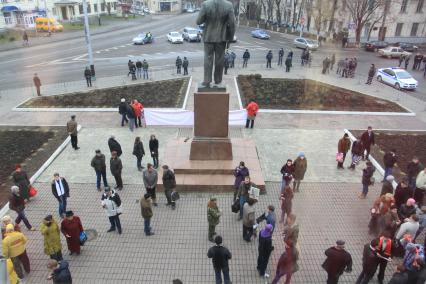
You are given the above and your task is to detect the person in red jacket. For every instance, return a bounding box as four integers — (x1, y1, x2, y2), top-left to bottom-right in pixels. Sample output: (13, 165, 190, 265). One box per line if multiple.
(132, 99, 143, 128)
(245, 99, 259, 129)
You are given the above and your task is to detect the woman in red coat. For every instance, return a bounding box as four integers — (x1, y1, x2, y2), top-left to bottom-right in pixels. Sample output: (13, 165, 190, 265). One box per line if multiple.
(132, 99, 144, 128)
(61, 211, 83, 255)
(245, 99, 259, 129)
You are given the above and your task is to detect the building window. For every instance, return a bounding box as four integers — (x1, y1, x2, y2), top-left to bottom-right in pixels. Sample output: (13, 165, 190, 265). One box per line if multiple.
(94, 3, 98, 12)
(417, 0, 424, 13)
(400, 0, 408, 12)
(410, 23, 419, 36)
(101, 3, 105, 11)
(395, 23, 403, 36)
(113, 2, 116, 9)
(87, 3, 91, 13)
(79, 4, 83, 14)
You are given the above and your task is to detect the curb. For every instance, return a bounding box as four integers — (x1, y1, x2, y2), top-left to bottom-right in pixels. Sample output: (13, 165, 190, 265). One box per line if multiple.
(259, 109, 415, 116)
(233, 76, 243, 110)
(182, 76, 192, 110)
(0, 125, 82, 218)
(344, 128, 398, 189)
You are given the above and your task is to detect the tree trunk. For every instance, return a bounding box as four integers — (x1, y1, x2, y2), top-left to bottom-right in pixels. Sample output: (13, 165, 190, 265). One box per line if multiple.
(328, 0, 337, 32)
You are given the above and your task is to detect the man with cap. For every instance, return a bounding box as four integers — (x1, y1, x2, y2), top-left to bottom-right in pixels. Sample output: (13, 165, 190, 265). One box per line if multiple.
(101, 186, 122, 234)
(207, 196, 221, 242)
(51, 173, 70, 219)
(322, 240, 353, 284)
(207, 235, 232, 284)
(40, 214, 63, 261)
(2, 223, 30, 280)
(66, 115, 79, 150)
(140, 193, 154, 236)
(118, 98, 129, 127)
(293, 152, 307, 192)
(91, 149, 108, 191)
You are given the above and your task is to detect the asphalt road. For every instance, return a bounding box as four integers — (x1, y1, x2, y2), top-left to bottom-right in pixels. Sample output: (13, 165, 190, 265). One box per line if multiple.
(0, 12, 424, 98)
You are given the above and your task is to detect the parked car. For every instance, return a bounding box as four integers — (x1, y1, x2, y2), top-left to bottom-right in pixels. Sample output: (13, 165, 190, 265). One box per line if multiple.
(378, 47, 411, 58)
(364, 40, 389, 51)
(186, 8, 194, 13)
(183, 27, 201, 42)
(293, 37, 319, 50)
(132, 33, 154, 45)
(376, 67, 418, 90)
(251, 29, 270, 39)
(393, 42, 418, 52)
(167, 32, 183, 44)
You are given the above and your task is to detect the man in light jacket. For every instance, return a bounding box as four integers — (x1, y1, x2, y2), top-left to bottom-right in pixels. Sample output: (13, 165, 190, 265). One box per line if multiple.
(143, 163, 158, 206)
(101, 187, 122, 234)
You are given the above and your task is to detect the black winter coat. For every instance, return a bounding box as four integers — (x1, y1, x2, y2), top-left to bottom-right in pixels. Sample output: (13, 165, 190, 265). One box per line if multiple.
(126, 104, 135, 119)
(243, 51, 250, 59)
(394, 183, 411, 208)
(362, 165, 376, 185)
(52, 261, 72, 284)
(383, 152, 397, 168)
(162, 169, 176, 190)
(110, 157, 123, 176)
(108, 138, 122, 157)
(118, 102, 128, 115)
(361, 244, 379, 275)
(351, 140, 363, 155)
(407, 161, 424, 178)
(322, 247, 352, 277)
(360, 131, 375, 147)
(133, 141, 145, 158)
(149, 139, 159, 156)
(91, 154, 106, 172)
(51, 178, 70, 201)
(388, 271, 409, 284)
(207, 245, 232, 269)
(398, 204, 416, 220)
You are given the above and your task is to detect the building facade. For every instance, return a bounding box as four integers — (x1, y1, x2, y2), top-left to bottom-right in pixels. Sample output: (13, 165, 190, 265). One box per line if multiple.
(0, 0, 118, 29)
(145, 0, 181, 13)
(241, 0, 426, 43)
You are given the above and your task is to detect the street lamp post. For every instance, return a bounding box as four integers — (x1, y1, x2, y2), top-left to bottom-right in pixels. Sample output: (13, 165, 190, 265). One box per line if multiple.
(83, 0, 95, 78)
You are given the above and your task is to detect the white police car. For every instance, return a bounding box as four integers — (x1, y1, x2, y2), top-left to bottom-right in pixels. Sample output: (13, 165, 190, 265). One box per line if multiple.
(376, 67, 418, 90)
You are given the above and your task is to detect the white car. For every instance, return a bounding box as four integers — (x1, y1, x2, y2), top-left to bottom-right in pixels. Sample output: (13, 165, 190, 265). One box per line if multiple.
(167, 32, 183, 44)
(293, 37, 319, 50)
(186, 8, 194, 13)
(378, 47, 411, 58)
(376, 67, 418, 90)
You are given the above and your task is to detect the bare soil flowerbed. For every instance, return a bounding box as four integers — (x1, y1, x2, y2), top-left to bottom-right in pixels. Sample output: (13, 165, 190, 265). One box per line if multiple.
(351, 130, 426, 182)
(18, 78, 189, 108)
(237, 75, 407, 112)
(0, 126, 68, 207)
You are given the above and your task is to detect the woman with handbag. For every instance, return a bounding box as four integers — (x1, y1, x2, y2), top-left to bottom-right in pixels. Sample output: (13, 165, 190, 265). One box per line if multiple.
(61, 211, 83, 255)
(101, 187, 122, 234)
(233, 161, 249, 201)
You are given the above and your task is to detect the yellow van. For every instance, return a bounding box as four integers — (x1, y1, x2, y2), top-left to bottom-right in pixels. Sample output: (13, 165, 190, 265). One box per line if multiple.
(35, 17, 63, 32)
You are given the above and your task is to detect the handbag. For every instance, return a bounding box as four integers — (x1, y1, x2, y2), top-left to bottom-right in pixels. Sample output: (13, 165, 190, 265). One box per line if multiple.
(336, 152, 344, 163)
(79, 231, 87, 246)
(231, 199, 240, 213)
(29, 186, 38, 198)
(171, 191, 180, 201)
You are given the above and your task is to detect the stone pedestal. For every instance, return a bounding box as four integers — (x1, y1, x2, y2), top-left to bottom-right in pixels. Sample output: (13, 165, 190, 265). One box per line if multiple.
(190, 91, 233, 160)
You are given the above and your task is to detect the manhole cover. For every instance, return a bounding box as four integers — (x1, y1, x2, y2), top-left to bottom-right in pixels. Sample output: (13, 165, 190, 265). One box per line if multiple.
(84, 229, 98, 241)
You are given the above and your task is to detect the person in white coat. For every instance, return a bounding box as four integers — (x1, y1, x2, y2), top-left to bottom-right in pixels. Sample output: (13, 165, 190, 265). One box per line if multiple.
(101, 187, 122, 234)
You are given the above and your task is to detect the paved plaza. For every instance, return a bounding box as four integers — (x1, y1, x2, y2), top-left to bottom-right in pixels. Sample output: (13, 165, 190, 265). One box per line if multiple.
(1, 60, 426, 283)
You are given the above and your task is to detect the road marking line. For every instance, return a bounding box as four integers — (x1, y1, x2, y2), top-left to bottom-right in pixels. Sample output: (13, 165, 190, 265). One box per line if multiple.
(254, 41, 266, 45)
(113, 47, 118, 50)
(155, 52, 163, 55)
(72, 54, 88, 61)
(255, 47, 268, 51)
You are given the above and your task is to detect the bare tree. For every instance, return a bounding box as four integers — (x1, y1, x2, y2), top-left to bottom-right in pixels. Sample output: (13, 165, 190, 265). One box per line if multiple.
(291, 0, 299, 29)
(275, 0, 282, 24)
(312, 0, 334, 39)
(346, 0, 386, 44)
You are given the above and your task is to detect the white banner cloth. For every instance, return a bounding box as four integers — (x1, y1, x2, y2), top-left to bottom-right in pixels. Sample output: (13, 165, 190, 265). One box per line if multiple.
(144, 109, 247, 126)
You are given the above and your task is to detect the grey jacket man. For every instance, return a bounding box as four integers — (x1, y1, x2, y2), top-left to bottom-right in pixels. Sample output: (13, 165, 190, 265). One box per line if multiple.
(196, 0, 235, 86)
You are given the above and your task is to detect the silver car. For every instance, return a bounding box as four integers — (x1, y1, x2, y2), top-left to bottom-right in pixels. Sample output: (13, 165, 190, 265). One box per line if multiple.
(182, 27, 201, 42)
(293, 37, 319, 50)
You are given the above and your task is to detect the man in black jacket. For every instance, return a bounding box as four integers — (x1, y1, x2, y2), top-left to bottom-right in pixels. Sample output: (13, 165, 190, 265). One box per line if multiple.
(108, 136, 122, 157)
(383, 149, 397, 182)
(176, 56, 182, 74)
(388, 264, 408, 284)
(242, 49, 250, 68)
(355, 239, 380, 284)
(407, 156, 424, 190)
(162, 165, 176, 208)
(51, 173, 70, 218)
(110, 151, 123, 190)
(278, 48, 284, 66)
(118, 98, 129, 127)
(360, 126, 375, 160)
(182, 57, 189, 75)
(207, 235, 232, 284)
(322, 240, 352, 284)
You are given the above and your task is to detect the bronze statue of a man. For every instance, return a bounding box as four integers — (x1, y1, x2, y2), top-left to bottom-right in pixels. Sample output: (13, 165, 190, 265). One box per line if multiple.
(196, 0, 236, 87)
